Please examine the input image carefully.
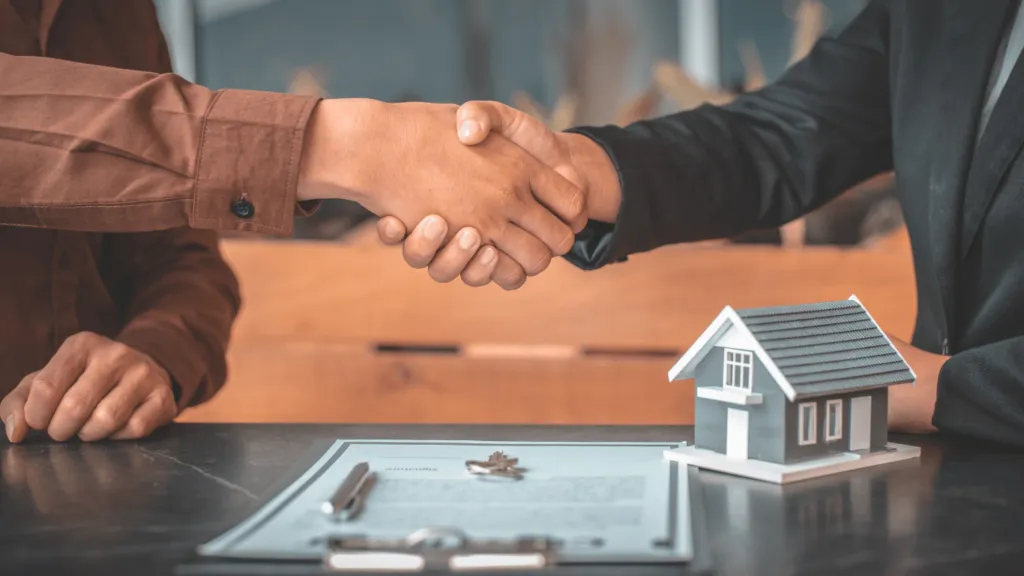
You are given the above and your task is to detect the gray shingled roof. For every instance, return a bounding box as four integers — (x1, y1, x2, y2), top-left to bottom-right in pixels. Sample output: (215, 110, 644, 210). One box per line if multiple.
(736, 299, 914, 398)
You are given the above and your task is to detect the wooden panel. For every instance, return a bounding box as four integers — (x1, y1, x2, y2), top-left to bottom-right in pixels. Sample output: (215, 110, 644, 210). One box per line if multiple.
(221, 239, 918, 349)
(177, 344, 692, 425)
(183, 236, 917, 426)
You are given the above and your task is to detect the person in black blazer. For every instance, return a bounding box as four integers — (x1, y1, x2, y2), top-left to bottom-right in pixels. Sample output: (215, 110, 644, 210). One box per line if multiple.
(377, 0, 1024, 447)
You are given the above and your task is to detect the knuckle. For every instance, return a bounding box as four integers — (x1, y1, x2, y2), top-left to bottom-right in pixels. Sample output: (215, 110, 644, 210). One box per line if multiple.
(124, 418, 149, 439)
(428, 266, 457, 284)
(66, 331, 91, 345)
(523, 250, 552, 276)
(92, 406, 123, 430)
(488, 217, 513, 242)
(157, 389, 178, 416)
(552, 225, 577, 254)
(31, 377, 59, 398)
(127, 361, 155, 382)
(67, 331, 100, 350)
(495, 266, 526, 289)
(555, 228, 576, 256)
(60, 395, 91, 419)
(101, 342, 133, 364)
(566, 188, 586, 221)
(498, 275, 527, 291)
(460, 269, 490, 288)
(497, 183, 522, 205)
(403, 245, 433, 269)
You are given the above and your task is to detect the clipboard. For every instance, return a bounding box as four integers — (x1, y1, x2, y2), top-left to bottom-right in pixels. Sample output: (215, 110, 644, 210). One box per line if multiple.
(320, 469, 714, 574)
(178, 439, 713, 575)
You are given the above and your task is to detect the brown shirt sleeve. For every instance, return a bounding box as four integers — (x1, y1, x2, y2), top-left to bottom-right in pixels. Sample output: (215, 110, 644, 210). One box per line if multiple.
(0, 52, 320, 236)
(101, 228, 240, 411)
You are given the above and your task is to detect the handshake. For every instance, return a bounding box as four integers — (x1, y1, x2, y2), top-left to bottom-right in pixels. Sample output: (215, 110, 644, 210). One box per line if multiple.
(298, 99, 622, 290)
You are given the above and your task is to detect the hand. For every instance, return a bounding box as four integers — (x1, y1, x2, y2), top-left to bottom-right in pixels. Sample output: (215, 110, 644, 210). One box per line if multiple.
(887, 335, 950, 434)
(378, 100, 621, 289)
(1, 332, 178, 443)
(378, 215, 527, 289)
(298, 99, 587, 278)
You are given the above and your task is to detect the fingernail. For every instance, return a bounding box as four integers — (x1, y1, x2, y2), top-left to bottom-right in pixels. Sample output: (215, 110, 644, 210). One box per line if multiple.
(384, 218, 403, 239)
(459, 230, 480, 250)
(459, 120, 481, 141)
(4, 416, 13, 441)
(424, 217, 445, 240)
(480, 247, 496, 265)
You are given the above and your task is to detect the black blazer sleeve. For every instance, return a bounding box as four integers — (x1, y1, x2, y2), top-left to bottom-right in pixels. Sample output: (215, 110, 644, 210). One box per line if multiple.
(935, 336, 1024, 447)
(565, 0, 895, 270)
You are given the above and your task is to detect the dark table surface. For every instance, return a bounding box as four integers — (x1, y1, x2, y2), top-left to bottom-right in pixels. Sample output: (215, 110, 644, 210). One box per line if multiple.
(2, 424, 1024, 576)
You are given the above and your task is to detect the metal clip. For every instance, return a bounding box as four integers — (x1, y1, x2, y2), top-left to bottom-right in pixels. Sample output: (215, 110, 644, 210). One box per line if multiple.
(324, 527, 560, 572)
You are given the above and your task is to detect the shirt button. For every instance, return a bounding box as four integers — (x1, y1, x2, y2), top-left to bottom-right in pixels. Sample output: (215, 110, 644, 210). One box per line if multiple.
(231, 198, 255, 219)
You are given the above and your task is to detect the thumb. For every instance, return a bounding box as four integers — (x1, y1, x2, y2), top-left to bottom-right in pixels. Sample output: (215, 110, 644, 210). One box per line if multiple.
(456, 100, 584, 189)
(3, 411, 27, 444)
(457, 100, 550, 151)
(456, 101, 496, 146)
(377, 216, 408, 245)
(1, 375, 32, 443)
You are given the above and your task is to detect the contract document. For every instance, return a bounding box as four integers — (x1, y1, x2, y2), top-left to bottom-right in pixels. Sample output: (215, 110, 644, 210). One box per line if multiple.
(198, 439, 699, 567)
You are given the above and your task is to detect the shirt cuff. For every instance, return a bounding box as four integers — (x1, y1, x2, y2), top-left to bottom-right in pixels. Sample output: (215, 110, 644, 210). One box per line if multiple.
(191, 89, 321, 236)
(116, 317, 207, 412)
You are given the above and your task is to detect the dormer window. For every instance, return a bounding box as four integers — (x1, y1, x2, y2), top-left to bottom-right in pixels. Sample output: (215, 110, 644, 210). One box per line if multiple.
(723, 349, 753, 392)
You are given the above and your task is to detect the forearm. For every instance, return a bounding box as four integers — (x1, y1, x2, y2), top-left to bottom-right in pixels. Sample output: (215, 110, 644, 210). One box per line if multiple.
(934, 336, 1024, 447)
(564, 0, 893, 269)
(0, 53, 318, 235)
(103, 230, 239, 410)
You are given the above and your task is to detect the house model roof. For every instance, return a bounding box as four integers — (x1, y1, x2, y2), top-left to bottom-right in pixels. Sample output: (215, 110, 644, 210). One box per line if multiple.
(668, 296, 916, 401)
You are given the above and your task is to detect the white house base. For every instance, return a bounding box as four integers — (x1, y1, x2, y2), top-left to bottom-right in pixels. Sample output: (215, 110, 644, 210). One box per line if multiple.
(663, 443, 921, 485)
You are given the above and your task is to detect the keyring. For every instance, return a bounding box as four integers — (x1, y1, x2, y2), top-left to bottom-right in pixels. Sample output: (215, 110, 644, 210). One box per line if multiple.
(467, 461, 524, 478)
(465, 451, 525, 481)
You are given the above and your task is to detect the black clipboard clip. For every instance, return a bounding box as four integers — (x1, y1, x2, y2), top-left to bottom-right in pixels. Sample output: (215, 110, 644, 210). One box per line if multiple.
(323, 527, 562, 572)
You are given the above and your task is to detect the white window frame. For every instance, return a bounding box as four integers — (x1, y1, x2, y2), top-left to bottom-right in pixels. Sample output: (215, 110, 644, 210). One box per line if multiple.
(722, 349, 753, 392)
(825, 399, 843, 442)
(798, 402, 818, 446)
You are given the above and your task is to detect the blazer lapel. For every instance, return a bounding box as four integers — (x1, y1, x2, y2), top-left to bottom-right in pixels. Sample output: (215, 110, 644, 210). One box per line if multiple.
(962, 20, 1024, 259)
(926, 0, 1015, 336)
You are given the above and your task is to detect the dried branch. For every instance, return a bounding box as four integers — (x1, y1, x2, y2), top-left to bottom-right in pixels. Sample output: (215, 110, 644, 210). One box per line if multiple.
(738, 40, 767, 92)
(615, 85, 662, 126)
(289, 66, 328, 98)
(653, 60, 735, 110)
(789, 0, 829, 65)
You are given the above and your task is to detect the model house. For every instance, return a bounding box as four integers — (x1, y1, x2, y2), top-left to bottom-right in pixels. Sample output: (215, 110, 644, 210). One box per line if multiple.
(668, 296, 915, 467)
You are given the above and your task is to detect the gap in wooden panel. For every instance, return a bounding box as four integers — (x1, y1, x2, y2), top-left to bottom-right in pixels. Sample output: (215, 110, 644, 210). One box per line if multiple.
(581, 347, 682, 359)
(375, 343, 462, 355)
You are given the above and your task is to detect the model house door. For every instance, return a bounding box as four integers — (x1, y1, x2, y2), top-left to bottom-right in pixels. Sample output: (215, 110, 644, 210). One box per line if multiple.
(849, 396, 871, 451)
(726, 408, 749, 459)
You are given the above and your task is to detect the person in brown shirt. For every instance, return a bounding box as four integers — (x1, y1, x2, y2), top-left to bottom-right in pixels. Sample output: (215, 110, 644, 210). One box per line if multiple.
(0, 0, 586, 444)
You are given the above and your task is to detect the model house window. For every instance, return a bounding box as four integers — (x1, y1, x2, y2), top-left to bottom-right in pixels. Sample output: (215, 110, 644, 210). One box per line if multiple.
(798, 402, 817, 445)
(825, 399, 843, 442)
(723, 349, 753, 391)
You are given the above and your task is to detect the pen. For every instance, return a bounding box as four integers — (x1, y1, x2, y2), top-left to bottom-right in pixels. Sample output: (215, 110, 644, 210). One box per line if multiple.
(321, 462, 377, 521)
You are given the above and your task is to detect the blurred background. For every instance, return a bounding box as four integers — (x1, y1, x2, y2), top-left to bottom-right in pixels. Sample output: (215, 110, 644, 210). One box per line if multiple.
(156, 1, 916, 427)
(155, 0, 897, 246)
